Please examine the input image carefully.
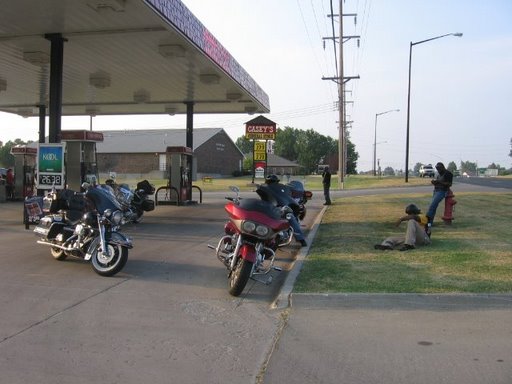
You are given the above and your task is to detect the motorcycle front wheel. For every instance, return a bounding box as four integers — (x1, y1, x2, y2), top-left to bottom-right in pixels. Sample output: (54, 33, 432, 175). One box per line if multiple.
(90, 242, 128, 277)
(228, 258, 253, 297)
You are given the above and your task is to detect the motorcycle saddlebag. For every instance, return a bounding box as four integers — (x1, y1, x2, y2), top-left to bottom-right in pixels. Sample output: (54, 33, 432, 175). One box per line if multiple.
(33, 215, 65, 239)
(137, 180, 155, 195)
(142, 199, 155, 212)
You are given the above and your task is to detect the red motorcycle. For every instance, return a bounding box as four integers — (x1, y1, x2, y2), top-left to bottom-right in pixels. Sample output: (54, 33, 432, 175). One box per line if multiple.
(209, 186, 293, 296)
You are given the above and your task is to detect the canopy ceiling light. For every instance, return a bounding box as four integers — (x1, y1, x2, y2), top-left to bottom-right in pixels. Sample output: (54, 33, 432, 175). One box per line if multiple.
(199, 73, 220, 85)
(245, 106, 257, 115)
(158, 44, 186, 58)
(23, 51, 50, 66)
(89, 71, 111, 89)
(133, 89, 150, 103)
(165, 105, 177, 115)
(86, 0, 126, 12)
(18, 108, 34, 118)
(226, 92, 242, 101)
(85, 106, 99, 116)
(0, 78, 6, 92)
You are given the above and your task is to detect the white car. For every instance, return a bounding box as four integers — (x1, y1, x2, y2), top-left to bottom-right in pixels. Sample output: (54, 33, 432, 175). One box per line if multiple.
(419, 164, 435, 178)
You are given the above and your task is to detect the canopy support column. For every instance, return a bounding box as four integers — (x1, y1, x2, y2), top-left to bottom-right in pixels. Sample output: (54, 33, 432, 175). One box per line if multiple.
(45, 33, 67, 143)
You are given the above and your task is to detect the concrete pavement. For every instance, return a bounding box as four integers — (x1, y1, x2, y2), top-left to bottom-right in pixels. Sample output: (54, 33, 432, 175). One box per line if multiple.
(1, 181, 511, 383)
(0, 190, 322, 384)
(264, 294, 512, 384)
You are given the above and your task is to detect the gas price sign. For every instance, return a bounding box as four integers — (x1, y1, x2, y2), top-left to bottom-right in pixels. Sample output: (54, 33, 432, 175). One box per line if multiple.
(37, 144, 65, 189)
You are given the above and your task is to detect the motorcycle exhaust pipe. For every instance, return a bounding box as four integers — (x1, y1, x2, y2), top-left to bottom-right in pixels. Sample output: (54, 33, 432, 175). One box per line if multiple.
(37, 240, 76, 252)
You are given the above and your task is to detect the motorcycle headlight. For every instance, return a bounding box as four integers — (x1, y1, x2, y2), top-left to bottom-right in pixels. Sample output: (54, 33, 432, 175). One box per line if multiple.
(255, 225, 270, 237)
(242, 221, 270, 237)
(111, 210, 123, 225)
(242, 221, 256, 233)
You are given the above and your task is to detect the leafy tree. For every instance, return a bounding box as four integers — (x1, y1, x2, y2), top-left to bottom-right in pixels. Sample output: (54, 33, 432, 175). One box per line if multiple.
(0, 139, 29, 167)
(383, 166, 395, 176)
(296, 129, 334, 173)
(447, 161, 457, 172)
(413, 162, 422, 175)
(460, 160, 477, 176)
(346, 138, 359, 175)
(235, 136, 253, 154)
(274, 126, 299, 161)
(242, 156, 253, 172)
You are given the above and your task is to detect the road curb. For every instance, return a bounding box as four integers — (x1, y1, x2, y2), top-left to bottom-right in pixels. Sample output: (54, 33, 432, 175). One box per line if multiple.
(270, 205, 328, 310)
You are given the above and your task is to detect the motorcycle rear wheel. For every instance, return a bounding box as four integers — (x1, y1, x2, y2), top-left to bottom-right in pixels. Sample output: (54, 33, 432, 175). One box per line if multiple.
(51, 247, 67, 261)
(90, 242, 128, 277)
(228, 258, 253, 297)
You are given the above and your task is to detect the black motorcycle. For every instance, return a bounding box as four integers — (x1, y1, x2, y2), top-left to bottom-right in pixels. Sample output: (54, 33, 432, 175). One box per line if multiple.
(256, 179, 312, 222)
(106, 179, 155, 223)
(286, 180, 313, 221)
(34, 185, 132, 276)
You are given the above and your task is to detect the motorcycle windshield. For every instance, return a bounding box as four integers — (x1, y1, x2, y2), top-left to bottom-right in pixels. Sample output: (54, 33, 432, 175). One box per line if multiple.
(86, 187, 122, 213)
(237, 198, 282, 220)
(287, 180, 304, 192)
(287, 180, 306, 199)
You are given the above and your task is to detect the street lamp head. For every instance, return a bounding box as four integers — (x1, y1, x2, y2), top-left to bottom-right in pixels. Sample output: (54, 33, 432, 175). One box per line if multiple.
(453, 33, 463, 37)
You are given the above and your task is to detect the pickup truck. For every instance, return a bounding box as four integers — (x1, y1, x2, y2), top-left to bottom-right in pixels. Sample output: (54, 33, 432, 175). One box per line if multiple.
(419, 164, 435, 178)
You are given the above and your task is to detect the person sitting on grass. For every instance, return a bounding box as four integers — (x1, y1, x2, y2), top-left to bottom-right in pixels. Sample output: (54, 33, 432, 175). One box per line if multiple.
(374, 203, 431, 252)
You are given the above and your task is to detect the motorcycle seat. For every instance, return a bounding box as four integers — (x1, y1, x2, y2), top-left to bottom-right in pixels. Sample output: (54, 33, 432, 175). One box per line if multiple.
(64, 209, 84, 225)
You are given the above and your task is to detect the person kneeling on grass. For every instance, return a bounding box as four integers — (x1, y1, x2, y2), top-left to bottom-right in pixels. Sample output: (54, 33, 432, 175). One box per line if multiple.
(374, 203, 431, 252)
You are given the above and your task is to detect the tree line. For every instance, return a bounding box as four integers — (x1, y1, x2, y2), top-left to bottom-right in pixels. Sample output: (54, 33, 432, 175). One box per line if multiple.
(236, 126, 359, 174)
(0, 139, 31, 167)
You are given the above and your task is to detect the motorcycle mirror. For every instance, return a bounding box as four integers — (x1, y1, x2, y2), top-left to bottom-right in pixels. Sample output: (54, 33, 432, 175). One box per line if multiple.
(229, 186, 240, 193)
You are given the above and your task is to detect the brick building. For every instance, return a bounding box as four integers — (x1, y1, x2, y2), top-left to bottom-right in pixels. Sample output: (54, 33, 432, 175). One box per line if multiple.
(96, 128, 243, 178)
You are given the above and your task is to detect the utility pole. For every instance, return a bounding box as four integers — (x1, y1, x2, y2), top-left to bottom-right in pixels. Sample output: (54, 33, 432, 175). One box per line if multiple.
(322, 1, 359, 189)
(338, 0, 345, 189)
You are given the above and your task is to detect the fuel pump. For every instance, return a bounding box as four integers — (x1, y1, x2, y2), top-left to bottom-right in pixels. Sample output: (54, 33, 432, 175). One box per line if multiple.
(61, 130, 103, 190)
(10, 145, 37, 199)
(166, 146, 196, 205)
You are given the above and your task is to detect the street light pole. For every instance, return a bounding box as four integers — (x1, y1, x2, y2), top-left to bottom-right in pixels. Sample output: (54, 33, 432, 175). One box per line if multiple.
(404, 32, 463, 182)
(373, 109, 399, 176)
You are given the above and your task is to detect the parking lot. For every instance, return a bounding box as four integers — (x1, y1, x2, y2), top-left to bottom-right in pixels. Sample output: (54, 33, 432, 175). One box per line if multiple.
(0, 193, 321, 383)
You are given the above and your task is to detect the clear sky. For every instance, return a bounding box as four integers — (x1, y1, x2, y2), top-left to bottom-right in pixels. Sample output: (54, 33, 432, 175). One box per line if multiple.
(1, 0, 511, 172)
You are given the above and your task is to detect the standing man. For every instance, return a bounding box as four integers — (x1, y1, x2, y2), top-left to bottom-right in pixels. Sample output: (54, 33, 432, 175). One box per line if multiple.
(6, 168, 14, 200)
(322, 166, 331, 205)
(426, 162, 453, 225)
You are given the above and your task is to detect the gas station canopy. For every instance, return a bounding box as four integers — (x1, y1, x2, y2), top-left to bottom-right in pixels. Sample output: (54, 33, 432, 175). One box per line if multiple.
(0, 0, 270, 117)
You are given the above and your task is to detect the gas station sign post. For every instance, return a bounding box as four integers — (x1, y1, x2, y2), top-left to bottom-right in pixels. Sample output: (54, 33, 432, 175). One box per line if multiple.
(245, 116, 277, 181)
